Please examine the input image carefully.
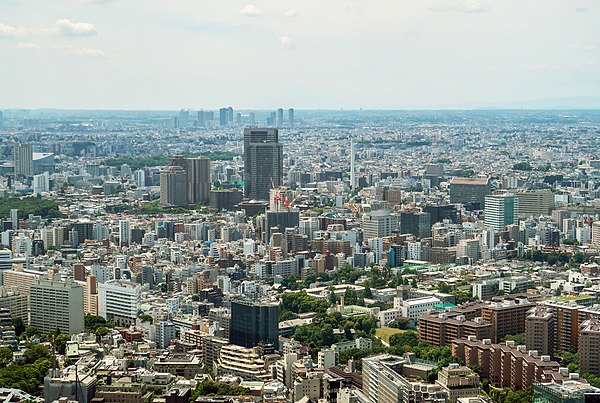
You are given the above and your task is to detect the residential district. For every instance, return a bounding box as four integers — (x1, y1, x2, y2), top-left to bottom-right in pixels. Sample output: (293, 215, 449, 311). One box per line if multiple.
(0, 108, 598, 403)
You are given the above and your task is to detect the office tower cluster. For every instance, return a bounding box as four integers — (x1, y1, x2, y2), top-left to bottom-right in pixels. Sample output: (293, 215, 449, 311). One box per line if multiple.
(169, 107, 294, 129)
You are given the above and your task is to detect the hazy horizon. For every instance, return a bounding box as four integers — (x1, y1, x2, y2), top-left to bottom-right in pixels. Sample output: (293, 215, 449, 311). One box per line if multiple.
(1, 0, 599, 110)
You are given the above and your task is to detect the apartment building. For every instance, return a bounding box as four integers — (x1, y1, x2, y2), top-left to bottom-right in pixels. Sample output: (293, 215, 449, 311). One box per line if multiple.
(418, 311, 492, 347)
(453, 337, 561, 390)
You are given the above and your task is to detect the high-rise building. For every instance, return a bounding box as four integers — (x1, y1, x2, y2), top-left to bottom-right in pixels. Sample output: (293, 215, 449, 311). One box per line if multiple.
(14, 143, 33, 177)
(0, 286, 28, 323)
(526, 305, 554, 356)
(481, 298, 535, 343)
(119, 219, 131, 246)
(29, 277, 84, 334)
(362, 210, 397, 240)
(484, 193, 519, 231)
(169, 156, 211, 205)
(288, 108, 294, 127)
(10, 209, 18, 230)
(515, 190, 555, 217)
(277, 108, 284, 128)
(449, 177, 491, 210)
(178, 109, 190, 127)
(264, 210, 300, 243)
(579, 318, 600, 376)
(592, 222, 600, 252)
(160, 166, 188, 207)
(230, 300, 279, 349)
(243, 128, 283, 201)
(32, 172, 50, 195)
(0, 111, 3, 129)
(400, 211, 431, 239)
(219, 108, 227, 126)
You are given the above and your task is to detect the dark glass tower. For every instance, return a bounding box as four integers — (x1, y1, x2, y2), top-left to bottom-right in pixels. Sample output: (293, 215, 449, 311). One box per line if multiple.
(229, 300, 279, 349)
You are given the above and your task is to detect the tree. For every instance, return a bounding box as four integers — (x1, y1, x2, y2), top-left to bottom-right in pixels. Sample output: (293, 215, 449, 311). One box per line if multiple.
(0, 348, 13, 368)
(138, 314, 153, 324)
(411, 278, 418, 288)
(362, 286, 373, 299)
(344, 287, 358, 305)
(11, 318, 25, 337)
(24, 344, 50, 364)
(501, 333, 525, 346)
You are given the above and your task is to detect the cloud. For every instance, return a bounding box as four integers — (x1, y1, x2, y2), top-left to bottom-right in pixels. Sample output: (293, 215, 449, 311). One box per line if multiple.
(524, 64, 562, 70)
(430, 1, 490, 13)
(568, 42, 597, 51)
(278, 36, 295, 49)
(16, 42, 42, 50)
(285, 8, 298, 17)
(571, 60, 596, 68)
(64, 47, 106, 57)
(239, 4, 261, 17)
(575, 7, 588, 13)
(55, 19, 97, 36)
(0, 22, 17, 36)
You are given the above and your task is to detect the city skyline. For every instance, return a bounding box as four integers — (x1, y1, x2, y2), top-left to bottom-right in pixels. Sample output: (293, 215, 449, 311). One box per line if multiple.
(1, 0, 599, 110)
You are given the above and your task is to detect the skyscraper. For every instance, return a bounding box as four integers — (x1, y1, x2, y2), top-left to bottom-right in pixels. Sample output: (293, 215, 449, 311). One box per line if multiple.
(119, 219, 131, 246)
(230, 300, 279, 349)
(288, 108, 294, 127)
(0, 111, 3, 129)
(14, 143, 33, 177)
(449, 177, 491, 210)
(10, 209, 18, 230)
(219, 108, 228, 126)
(160, 166, 188, 207)
(484, 193, 518, 231)
(243, 128, 283, 201)
(178, 109, 190, 127)
(277, 108, 284, 128)
(169, 156, 211, 205)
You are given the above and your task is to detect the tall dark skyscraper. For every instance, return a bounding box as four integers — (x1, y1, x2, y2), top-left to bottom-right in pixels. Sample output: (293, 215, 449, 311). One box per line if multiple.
(288, 108, 294, 127)
(243, 128, 283, 201)
(229, 300, 279, 349)
(219, 108, 227, 126)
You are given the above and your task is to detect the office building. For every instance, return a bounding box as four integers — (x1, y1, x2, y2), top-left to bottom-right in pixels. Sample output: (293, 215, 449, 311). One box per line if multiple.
(230, 300, 279, 349)
(525, 305, 554, 356)
(30, 277, 84, 334)
(400, 211, 432, 239)
(169, 156, 211, 205)
(579, 319, 600, 376)
(424, 204, 460, 225)
(515, 189, 555, 217)
(14, 143, 33, 177)
(243, 128, 283, 201)
(362, 210, 397, 240)
(484, 193, 519, 231)
(449, 177, 491, 210)
(288, 108, 294, 127)
(160, 165, 188, 207)
(533, 381, 600, 403)
(264, 210, 300, 243)
(44, 367, 97, 403)
(98, 280, 141, 325)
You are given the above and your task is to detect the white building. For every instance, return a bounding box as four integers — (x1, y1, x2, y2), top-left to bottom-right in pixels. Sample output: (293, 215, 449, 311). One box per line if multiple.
(98, 280, 141, 325)
(397, 296, 440, 321)
(119, 220, 131, 246)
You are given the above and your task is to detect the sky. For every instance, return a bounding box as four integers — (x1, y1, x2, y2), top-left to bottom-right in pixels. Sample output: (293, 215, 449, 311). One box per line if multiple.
(0, 0, 599, 110)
